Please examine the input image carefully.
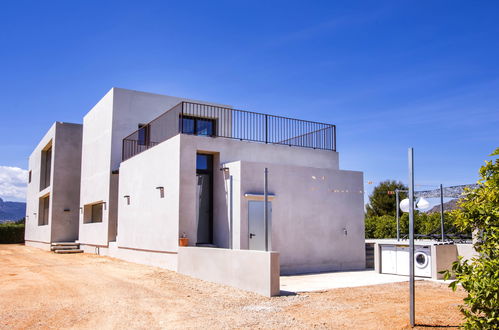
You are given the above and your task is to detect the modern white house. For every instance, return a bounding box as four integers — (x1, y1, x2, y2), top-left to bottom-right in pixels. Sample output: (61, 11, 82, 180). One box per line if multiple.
(26, 87, 365, 296)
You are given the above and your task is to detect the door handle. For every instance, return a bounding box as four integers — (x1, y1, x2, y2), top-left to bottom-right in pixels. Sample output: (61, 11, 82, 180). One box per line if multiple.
(249, 233, 256, 239)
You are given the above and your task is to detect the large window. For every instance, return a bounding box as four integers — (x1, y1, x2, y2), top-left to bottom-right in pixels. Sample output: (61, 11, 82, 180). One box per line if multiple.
(83, 202, 104, 223)
(181, 116, 215, 136)
(40, 143, 52, 190)
(38, 195, 50, 226)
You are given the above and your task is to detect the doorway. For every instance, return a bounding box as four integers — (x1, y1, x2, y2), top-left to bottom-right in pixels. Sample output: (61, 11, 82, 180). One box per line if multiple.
(196, 153, 213, 245)
(248, 200, 272, 251)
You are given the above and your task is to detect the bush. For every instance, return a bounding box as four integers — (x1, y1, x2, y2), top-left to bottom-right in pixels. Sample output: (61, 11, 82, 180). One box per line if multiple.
(443, 148, 499, 329)
(0, 223, 25, 243)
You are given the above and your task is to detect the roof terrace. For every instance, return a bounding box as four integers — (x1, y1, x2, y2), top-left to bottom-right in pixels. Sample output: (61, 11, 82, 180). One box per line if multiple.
(122, 101, 336, 161)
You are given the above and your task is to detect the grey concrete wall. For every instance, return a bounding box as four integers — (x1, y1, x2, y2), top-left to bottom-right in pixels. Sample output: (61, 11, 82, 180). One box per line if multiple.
(117, 136, 181, 254)
(456, 243, 477, 261)
(237, 161, 365, 274)
(51, 123, 82, 242)
(431, 244, 458, 280)
(177, 247, 280, 297)
(25, 122, 82, 245)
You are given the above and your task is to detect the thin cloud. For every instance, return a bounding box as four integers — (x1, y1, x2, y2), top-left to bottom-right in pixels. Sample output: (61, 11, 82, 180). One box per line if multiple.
(0, 166, 27, 202)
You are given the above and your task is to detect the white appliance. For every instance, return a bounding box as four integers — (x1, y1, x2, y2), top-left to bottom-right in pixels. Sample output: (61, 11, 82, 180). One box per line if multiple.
(380, 244, 432, 278)
(414, 245, 432, 278)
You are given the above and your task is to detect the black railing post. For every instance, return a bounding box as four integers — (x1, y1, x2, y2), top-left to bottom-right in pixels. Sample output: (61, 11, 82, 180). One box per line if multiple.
(265, 114, 268, 144)
(333, 125, 336, 151)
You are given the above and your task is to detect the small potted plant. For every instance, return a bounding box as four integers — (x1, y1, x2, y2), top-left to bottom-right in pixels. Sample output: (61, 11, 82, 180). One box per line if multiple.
(179, 232, 189, 247)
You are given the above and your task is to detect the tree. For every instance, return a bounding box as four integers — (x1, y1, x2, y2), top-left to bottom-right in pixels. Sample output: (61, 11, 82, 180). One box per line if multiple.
(366, 180, 408, 218)
(443, 148, 499, 329)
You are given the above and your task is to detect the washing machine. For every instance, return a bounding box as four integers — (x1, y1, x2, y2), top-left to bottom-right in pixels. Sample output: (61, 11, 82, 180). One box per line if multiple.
(414, 245, 432, 278)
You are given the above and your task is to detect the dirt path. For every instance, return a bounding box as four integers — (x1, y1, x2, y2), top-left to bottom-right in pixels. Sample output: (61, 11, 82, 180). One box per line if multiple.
(0, 244, 465, 329)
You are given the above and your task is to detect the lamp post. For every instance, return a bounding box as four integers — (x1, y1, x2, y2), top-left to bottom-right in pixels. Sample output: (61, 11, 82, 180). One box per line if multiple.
(408, 148, 415, 328)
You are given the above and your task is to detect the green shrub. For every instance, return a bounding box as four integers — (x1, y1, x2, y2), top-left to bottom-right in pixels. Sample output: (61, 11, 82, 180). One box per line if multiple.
(443, 148, 499, 329)
(0, 223, 25, 243)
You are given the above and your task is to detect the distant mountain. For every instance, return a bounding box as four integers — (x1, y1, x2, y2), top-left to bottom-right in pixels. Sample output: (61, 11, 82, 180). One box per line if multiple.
(427, 199, 460, 214)
(0, 198, 26, 222)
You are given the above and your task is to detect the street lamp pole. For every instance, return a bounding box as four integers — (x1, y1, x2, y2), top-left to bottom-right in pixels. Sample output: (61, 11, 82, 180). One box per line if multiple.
(408, 148, 415, 327)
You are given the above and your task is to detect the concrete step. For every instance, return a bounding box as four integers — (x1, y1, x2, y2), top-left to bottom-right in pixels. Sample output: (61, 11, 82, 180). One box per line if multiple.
(50, 245, 79, 251)
(53, 249, 83, 254)
(51, 242, 79, 247)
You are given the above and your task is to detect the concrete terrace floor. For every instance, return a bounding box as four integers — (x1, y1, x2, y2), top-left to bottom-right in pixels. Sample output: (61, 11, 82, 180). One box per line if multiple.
(281, 270, 411, 292)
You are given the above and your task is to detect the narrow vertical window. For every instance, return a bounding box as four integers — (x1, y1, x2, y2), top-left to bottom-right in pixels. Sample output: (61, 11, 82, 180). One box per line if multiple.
(40, 142, 52, 190)
(38, 195, 50, 226)
(137, 124, 150, 146)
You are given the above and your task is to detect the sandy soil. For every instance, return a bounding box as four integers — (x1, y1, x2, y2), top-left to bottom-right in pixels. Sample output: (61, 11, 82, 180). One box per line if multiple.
(0, 244, 466, 329)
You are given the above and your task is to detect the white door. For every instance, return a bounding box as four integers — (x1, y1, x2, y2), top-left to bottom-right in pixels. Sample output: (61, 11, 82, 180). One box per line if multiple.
(248, 201, 271, 251)
(381, 245, 397, 274)
(396, 245, 410, 276)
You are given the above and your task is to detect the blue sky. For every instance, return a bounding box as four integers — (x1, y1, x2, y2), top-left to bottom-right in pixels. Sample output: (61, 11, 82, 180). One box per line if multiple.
(0, 1, 498, 202)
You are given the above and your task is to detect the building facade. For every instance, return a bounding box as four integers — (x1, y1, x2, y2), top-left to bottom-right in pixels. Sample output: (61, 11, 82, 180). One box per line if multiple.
(26, 88, 365, 295)
(25, 122, 82, 249)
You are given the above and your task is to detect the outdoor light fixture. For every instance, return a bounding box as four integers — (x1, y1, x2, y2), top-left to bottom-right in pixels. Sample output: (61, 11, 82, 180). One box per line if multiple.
(80, 207, 83, 214)
(399, 197, 431, 213)
(156, 186, 165, 198)
(124, 195, 130, 205)
(63, 208, 70, 212)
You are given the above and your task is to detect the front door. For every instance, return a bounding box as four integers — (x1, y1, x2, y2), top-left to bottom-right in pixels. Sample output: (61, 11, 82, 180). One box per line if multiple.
(248, 200, 272, 251)
(196, 154, 213, 245)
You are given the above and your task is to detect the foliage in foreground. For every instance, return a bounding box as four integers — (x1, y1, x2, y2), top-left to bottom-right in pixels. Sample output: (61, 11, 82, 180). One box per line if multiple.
(443, 148, 499, 329)
(0, 222, 25, 244)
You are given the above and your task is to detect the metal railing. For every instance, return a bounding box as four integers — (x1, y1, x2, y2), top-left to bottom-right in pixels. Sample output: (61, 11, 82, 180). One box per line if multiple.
(122, 101, 336, 161)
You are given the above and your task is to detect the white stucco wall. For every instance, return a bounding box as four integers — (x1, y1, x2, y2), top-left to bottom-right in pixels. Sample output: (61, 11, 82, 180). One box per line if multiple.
(117, 135, 181, 254)
(25, 122, 82, 244)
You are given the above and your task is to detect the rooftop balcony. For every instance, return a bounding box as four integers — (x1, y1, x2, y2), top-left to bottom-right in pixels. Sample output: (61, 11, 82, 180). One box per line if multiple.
(122, 101, 336, 161)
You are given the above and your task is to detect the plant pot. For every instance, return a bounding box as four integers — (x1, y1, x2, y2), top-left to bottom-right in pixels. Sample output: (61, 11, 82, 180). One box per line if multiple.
(179, 237, 189, 247)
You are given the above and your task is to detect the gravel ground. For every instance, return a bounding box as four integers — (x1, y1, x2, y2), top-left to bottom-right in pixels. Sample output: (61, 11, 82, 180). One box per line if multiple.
(0, 244, 466, 329)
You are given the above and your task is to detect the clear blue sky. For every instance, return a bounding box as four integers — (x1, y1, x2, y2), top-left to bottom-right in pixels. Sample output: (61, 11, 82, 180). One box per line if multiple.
(1, 1, 498, 202)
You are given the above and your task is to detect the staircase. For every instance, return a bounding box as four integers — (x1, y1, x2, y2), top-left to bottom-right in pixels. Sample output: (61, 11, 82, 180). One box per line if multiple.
(51, 242, 83, 254)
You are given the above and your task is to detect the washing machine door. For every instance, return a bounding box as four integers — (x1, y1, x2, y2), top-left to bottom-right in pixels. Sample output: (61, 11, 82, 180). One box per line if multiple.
(415, 252, 429, 269)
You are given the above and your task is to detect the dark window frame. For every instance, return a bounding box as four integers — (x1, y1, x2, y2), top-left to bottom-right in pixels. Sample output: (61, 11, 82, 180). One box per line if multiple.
(38, 194, 50, 226)
(180, 115, 216, 137)
(40, 144, 52, 191)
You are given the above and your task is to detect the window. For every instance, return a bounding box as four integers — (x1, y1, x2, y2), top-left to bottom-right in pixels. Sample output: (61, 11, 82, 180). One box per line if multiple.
(38, 195, 50, 226)
(83, 202, 104, 223)
(137, 124, 150, 146)
(40, 142, 52, 190)
(181, 116, 215, 136)
(28, 170, 32, 183)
